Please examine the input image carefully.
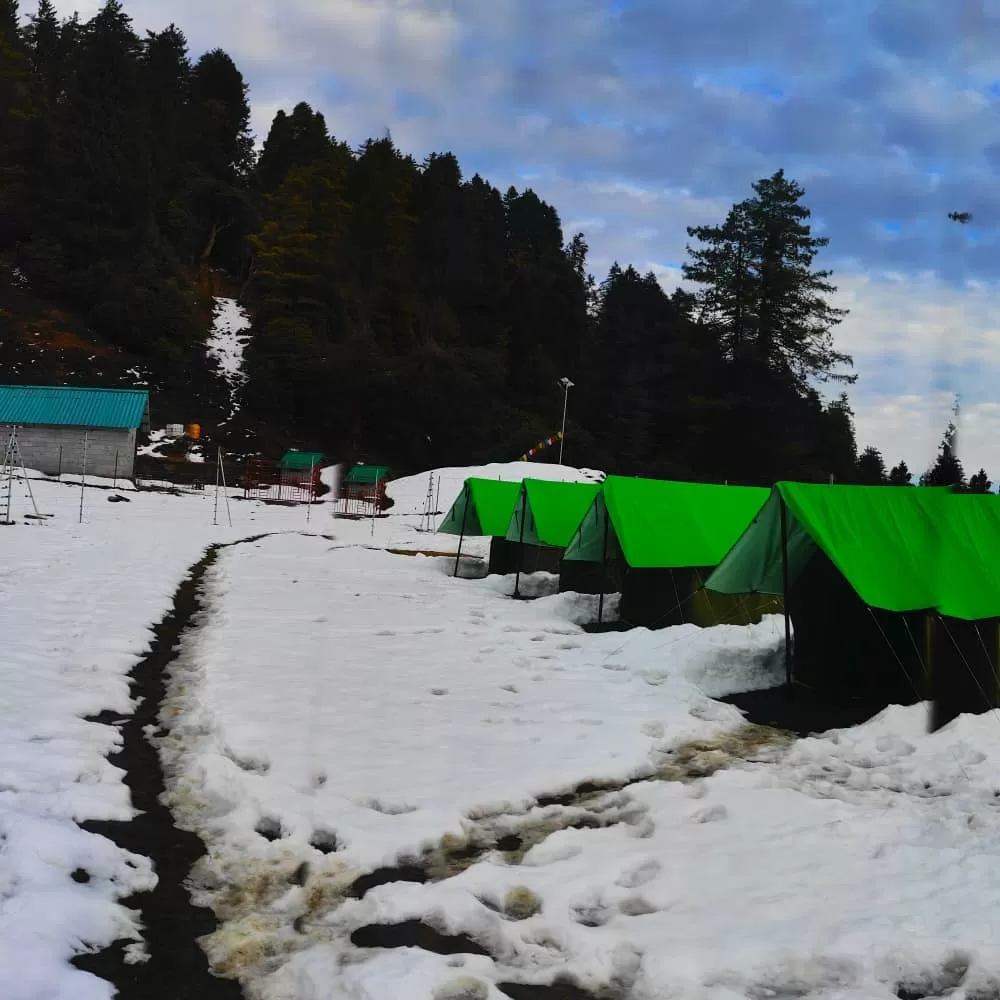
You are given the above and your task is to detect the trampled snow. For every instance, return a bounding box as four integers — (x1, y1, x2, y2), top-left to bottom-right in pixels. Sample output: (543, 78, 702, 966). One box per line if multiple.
(10, 460, 1000, 1000)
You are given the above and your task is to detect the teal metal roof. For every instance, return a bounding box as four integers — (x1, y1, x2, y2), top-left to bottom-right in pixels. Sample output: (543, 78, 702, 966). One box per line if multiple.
(345, 464, 389, 484)
(278, 450, 324, 471)
(0, 385, 150, 429)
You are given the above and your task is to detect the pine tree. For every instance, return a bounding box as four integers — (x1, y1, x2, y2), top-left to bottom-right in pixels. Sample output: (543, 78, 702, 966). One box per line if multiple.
(0, 0, 29, 252)
(684, 169, 853, 390)
(888, 460, 912, 486)
(855, 445, 888, 485)
(968, 468, 992, 494)
(255, 102, 332, 195)
(920, 422, 965, 488)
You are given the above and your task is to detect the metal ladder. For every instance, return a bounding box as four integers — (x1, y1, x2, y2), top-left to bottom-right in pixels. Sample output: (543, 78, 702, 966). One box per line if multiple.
(1, 426, 41, 524)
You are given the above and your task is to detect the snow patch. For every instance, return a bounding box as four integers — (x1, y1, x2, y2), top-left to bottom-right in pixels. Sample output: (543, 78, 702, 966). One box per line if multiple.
(207, 297, 251, 418)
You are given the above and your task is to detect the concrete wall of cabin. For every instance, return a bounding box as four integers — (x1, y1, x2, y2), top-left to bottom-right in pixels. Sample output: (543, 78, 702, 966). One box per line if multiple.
(11, 425, 137, 478)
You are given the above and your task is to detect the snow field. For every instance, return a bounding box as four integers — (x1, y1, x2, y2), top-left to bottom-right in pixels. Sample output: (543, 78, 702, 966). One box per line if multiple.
(158, 529, 788, 997)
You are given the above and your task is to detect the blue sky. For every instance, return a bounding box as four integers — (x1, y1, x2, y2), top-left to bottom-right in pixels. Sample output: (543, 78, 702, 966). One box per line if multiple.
(50, 0, 1000, 477)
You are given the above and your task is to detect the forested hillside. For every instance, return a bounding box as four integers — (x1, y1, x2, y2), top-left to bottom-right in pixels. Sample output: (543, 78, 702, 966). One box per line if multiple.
(1, 0, 892, 483)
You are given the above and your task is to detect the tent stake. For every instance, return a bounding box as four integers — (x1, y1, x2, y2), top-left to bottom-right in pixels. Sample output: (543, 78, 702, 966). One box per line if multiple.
(454, 483, 470, 579)
(597, 502, 610, 625)
(514, 487, 527, 598)
(780, 494, 792, 687)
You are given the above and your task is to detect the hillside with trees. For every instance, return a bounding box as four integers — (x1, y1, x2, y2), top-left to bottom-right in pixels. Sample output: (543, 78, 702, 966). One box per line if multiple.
(0, 0, 918, 484)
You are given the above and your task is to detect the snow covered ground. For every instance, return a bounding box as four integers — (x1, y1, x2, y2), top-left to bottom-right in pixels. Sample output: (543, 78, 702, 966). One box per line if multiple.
(10, 460, 1000, 1000)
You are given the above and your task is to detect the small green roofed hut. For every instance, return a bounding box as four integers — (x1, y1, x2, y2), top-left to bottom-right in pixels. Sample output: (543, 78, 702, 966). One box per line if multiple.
(439, 478, 523, 576)
(562, 476, 774, 628)
(503, 479, 602, 591)
(706, 482, 1000, 728)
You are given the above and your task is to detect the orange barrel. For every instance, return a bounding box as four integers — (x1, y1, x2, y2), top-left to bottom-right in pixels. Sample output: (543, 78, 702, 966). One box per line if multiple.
(186, 423, 201, 440)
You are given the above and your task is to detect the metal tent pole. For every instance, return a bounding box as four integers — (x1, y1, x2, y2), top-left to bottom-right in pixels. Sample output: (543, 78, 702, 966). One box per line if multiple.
(453, 483, 470, 578)
(514, 487, 527, 598)
(597, 503, 610, 625)
(780, 493, 793, 687)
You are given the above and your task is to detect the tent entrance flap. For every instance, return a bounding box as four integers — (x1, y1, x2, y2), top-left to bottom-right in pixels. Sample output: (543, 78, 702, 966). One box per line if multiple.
(787, 546, 927, 703)
(705, 490, 822, 597)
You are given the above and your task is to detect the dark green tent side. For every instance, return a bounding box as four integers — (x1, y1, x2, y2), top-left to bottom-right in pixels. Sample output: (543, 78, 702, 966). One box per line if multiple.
(563, 476, 776, 627)
(706, 483, 1000, 726)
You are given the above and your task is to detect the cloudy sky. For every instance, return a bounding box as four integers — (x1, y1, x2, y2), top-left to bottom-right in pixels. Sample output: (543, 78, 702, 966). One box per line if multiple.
(48, 0, 1000, 478)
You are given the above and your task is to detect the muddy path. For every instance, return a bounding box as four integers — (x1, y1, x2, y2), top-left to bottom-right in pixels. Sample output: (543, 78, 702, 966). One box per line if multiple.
(72, 537, 280, 999)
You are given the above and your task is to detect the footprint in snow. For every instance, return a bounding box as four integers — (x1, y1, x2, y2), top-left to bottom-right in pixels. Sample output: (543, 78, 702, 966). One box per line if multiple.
(616, 858, 661, 888)
(618, 895, 659, 916)
(500, 684, 518, 694)
(430, 688, 448, 696)
(558, 640, 581, 650)
(689, 804, 728, 824)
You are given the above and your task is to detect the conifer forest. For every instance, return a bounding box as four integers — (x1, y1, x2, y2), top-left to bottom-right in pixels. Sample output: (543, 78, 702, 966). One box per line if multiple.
(2, 0, 973, 486)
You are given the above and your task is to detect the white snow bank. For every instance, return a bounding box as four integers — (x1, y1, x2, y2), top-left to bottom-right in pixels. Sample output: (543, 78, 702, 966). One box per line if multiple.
(159, 529, 785, 995)
(387, 461, 604, 517)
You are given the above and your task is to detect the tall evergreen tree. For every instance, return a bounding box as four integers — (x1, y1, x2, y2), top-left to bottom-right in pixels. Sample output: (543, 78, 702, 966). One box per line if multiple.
(968, 468, 992, 494)
(855, 444, 888, 485)
(888, 460, 912, 486)
(0, 0, 29, 253)
(920, 421, 965, 488)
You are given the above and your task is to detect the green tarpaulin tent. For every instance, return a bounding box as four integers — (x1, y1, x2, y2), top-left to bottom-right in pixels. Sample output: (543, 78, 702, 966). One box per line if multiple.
(439, 478, 525, 577)
(706, 482, 1000, 619)
(500, 479, 603, 595)
(705, 482, 1000, 727)
(505, 479, 601, 548)
(439, 478, 522, 537)
(564, 476, 770, 568)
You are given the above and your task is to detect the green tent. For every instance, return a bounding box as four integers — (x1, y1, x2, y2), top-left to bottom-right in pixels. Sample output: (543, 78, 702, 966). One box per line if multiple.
(505, 479, 601, 548)
(439, 478, 522, 537)
(706, 482, 1000, 726)
(439, 478, 525, 577)
(560, 476, 773, 627)
(500, 479, 603, 593)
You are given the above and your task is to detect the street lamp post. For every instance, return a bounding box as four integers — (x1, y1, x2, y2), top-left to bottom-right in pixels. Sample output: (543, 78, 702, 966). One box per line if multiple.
(558, 377, 574, 465)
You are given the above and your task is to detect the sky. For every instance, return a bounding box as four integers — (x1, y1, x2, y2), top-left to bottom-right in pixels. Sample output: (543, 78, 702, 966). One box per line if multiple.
(46, 0, 1000, 479)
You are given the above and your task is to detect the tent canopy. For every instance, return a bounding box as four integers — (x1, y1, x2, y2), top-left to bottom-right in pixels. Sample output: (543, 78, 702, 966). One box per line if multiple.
(563, 476, 770, 569)
(505, 479, 601, 548)
(438, 478, 522, 537)
(705, 482, 1000, 621)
